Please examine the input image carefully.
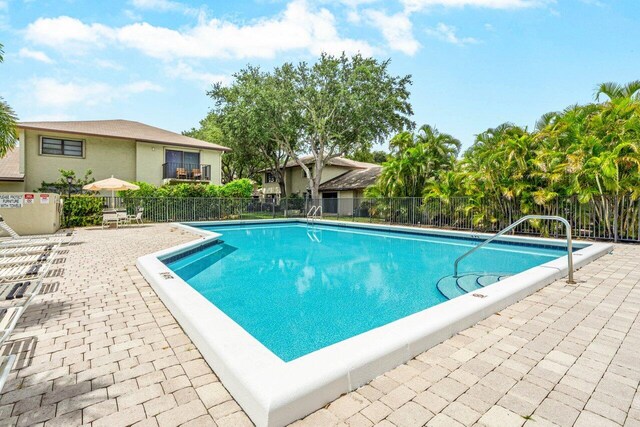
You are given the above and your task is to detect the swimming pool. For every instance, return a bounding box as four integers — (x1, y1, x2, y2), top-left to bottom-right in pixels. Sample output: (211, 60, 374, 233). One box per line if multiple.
(163, 223, 569, 362)
(137, 219, 611, 426)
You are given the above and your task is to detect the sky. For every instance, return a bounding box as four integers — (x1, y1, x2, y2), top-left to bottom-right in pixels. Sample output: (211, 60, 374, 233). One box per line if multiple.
(0, 0, 638, 151)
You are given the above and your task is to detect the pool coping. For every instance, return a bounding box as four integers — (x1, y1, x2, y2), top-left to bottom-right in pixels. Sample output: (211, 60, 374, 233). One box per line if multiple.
(137, 219, 613, 427)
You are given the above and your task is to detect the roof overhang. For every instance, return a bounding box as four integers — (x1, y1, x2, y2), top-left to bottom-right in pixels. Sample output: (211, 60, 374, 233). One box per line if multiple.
(17, 124, 232, 153)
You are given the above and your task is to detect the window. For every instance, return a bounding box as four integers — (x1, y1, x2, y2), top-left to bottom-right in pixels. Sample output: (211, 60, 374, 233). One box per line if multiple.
(41, 137, 84, 157)
(165, 149, 200, 167)
(265, 172, 276, 183)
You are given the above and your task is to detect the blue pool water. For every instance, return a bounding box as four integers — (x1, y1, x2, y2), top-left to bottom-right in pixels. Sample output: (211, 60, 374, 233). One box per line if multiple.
(164, 223, 569, 361)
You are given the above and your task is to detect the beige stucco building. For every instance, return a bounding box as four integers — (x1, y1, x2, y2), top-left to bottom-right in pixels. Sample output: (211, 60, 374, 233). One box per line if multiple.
(261, 156, 381, 215)
(0, 120, 230, 192)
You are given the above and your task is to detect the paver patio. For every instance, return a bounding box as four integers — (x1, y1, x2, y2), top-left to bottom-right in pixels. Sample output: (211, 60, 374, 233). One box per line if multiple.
(0, 224, 638, 427)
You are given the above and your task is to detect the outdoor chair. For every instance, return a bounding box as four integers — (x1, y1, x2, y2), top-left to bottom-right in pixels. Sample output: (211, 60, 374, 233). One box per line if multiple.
(0, 263, 43, 283)
(176, 168, 188, 179)
(116, 210, 129, 226)
(0, 355, 15, 394)
(191, 168, 202, 180)
(102, 211, 120, 229)
(127, 207, 144, 226)
(0, 253, 48, 268)
(0, 215, 75, 245)
(0, 244, 56, 257)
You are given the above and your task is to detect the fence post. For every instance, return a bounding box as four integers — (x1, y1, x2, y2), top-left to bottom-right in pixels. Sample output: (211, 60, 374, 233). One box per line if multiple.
(614, 194, 619, 243)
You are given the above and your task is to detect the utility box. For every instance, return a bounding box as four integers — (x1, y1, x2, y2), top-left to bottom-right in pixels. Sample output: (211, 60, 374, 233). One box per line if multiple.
(0, 192, 61, 236)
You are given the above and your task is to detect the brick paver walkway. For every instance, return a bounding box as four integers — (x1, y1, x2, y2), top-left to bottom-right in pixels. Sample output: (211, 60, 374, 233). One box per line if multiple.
(0, 224, 638, 427)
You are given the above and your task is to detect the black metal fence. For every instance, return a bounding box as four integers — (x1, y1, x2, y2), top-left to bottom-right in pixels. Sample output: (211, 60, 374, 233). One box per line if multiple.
(96, 195, 640, 243)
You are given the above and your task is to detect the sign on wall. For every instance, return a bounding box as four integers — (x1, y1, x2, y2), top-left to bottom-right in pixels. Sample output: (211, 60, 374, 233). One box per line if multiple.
(0, 195, 24, 208)
(24, 194, 35, 205)
(40, 194, 50, 204)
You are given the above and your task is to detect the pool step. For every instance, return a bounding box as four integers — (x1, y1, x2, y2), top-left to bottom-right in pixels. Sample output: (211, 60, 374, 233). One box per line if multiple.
(436, 276, 467, 300)
(436, 272, 511, 300)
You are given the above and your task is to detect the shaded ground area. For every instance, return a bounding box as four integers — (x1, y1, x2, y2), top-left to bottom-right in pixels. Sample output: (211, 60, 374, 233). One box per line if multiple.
(0, 224, 638, 427)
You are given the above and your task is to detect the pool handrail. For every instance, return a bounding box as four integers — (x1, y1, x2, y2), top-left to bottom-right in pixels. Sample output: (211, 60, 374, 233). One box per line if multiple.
(454, 215, 575, 284)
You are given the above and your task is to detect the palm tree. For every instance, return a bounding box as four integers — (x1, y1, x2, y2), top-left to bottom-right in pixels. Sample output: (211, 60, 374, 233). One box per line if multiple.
(0, 43, 18, 157)
(595, 80, 640, 101)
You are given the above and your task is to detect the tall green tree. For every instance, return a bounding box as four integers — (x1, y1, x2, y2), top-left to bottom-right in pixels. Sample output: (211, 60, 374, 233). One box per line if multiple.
(184, 112, 267, 183)
(0, 43, 18, 157)
(208, 65, 299, 195)
(595, 80, 640, 101)
(369, 124, 460, 197)
(273, 53, 413, 199)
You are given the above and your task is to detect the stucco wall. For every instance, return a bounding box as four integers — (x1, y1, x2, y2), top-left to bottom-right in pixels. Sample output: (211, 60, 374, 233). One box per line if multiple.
(135, 142, 222, 186)
(337, 190, 355, 216)
(0, 192, 61, 236)
(263, 164, 353, 197)
(20, 130, 224, 190)
(287, 165, 351, 196)
(23, 129, 136, 192)
(0, 181, 26, 193)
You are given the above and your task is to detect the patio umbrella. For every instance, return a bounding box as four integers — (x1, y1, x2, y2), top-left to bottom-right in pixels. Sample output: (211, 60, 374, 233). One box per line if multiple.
(83, 176, 139, 207)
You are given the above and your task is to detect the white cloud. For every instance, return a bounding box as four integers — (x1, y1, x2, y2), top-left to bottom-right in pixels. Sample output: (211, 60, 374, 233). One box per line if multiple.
(28, 78, 162, 108)
(25, 16, 113, 54)
(426, 23, 479, 45)
(402, 0, 550, 12)
(129, 0, 201, 16)
(363, 10, 419, 55)
(24, 0, 373, 60)
(18, 48, 54, 63)
(131, 0, 183, 11)
(94, 59, 124, 70)
(167, 62, 229, 87)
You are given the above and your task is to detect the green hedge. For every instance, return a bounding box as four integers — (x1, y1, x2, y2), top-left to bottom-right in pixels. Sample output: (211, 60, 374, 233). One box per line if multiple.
(117, 179, 253, 199)
(63, 196, 103, 227)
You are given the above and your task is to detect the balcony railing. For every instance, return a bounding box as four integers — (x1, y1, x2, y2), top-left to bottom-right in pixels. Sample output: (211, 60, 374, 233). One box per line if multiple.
(162, 163, 211, 181)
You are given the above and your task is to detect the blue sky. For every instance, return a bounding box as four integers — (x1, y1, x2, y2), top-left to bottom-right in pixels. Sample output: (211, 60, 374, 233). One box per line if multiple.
(0, 0, 638, 150)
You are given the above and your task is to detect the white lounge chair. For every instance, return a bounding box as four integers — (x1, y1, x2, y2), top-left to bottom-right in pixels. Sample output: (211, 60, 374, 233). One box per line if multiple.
(0, 354, 15, 394)
(0, 216, 74, 246)
(0, 244, 57, 257)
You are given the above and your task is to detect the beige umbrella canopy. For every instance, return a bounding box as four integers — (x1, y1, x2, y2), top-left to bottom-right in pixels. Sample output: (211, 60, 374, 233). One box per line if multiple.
(83, 176, 139, 206)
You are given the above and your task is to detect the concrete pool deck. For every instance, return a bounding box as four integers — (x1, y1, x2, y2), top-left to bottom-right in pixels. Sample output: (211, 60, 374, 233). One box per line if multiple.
(0, 224, 638, 426)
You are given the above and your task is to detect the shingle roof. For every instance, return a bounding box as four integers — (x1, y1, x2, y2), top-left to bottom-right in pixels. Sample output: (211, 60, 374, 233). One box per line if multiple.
(281, 155, 378, 170)
(18, 120, 231, 152)
(0, 148, 24, 181)
(318, 166, 382, 191)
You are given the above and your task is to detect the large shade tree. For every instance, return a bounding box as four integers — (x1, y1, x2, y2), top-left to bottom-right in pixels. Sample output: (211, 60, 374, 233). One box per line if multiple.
(210, 54, 413, 200)
(184, 111, 268, 183)
(0, 43, 18, 157)
(276, 54, 413, 199)
(208, 65, 299, 195)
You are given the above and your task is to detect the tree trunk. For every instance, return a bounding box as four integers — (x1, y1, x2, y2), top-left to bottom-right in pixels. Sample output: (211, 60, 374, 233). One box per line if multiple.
(279, 180, 287, 198)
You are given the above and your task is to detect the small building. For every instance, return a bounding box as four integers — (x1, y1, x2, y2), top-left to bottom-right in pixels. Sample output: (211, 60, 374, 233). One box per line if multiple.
(0, 120, 231, 192)
(261, 155, 381, 215)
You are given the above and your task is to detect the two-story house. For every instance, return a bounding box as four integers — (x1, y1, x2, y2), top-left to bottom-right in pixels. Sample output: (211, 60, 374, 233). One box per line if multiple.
(0, 120, 230, 192)
(261, 155, 381, 215)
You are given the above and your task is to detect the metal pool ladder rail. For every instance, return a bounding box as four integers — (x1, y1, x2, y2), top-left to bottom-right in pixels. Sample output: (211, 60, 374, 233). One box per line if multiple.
(454, 215, 575, 284)
(306, 205, 322, 225)
(306, 205, 323, 242)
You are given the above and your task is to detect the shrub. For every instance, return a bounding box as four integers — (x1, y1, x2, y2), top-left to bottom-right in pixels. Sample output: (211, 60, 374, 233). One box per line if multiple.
(63, 196, 103, 227)
(220, 178, 253, 198)
(117, 179, 253, 199)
